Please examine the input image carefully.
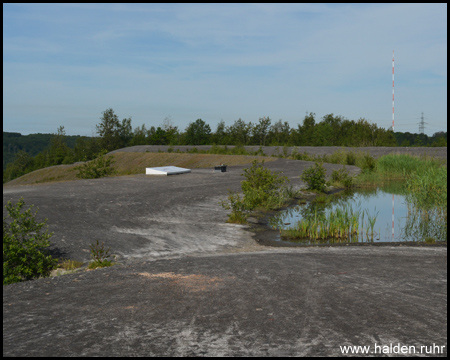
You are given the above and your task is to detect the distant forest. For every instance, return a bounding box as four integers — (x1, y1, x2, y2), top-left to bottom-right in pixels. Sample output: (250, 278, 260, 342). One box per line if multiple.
(3, 132, 83, 169)
(3, 109, 447, 183)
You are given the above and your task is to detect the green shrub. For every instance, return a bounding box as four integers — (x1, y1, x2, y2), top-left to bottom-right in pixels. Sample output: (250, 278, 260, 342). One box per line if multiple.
(3, 198, 57, 285)
(346, 152, 357, 166)
(232, 144, 248, 155)
(220, 191, 249, 224)
(75, 150, 117, 179)
(241, 160, 289, 210)
(221, 160, 290, 222)
(359, 153, 376, 172)
(327, 150, 347, 165)
(331, 166, 355, 189)
(301, 162, 327, 192)
(88, 239, 114, 269)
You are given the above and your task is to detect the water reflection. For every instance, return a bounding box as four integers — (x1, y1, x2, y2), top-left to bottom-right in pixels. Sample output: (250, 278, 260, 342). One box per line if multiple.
(270, 183, 442, 244)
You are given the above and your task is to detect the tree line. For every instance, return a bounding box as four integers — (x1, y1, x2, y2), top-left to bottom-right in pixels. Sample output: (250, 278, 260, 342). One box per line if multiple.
(3, 108, 447, 183)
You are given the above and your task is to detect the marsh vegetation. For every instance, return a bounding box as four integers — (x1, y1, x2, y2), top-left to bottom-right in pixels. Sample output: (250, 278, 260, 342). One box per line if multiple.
(268, 153, 447, 245)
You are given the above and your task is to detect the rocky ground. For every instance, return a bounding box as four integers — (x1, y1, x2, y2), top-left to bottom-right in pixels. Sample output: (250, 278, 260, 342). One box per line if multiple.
(3, 147, 447, 356)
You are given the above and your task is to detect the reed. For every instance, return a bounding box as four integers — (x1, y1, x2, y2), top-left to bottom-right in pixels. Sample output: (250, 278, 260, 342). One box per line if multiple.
(280, 201, 379, 244)
(406, 166, 447, 209)
(355, 153, 445, 186)
(403, 204, 447, 242)
(364, 208, 379, 241)
(404, 159, 447, 242)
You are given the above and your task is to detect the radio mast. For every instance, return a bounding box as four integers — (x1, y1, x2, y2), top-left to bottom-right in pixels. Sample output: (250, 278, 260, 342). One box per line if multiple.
(392, 50, 395, 131)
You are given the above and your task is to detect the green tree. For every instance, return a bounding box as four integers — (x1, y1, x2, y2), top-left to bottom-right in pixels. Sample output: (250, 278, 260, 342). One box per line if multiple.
(118, 117, 133, 148)
(3, 198, 57, 285)
(299, 112, 316, 145)
(96, 108, 132, 151)
(3, 150, 34, 183)
(228, 118, 253, 145)
(352, 118, 377, 146)
(184, 119, 211, 145)
(374, 128, 397, 146)
(161, 118, 180, 145)
(321, 114, 343, 145)
(314, 121, 334, 146)
(211, 120, 228, 145)
(73, 136, 101, 162)
(48, 126, 72, 165)
(269, 119, 291, 145)
(431, 131, 447, 147)
(149, 126, 168, 145)
(252, 116, 272, 146)
(96, 108, 120, 151)
(130, 124, 148, 146)
(432, 136, 447, 147)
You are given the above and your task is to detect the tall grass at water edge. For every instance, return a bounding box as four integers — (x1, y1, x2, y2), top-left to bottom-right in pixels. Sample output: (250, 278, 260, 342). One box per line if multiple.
(278, 201, 380, 244)
(354, 153, 445, 185)
(354, 154, 447, 242)
(403, 165, 447, 242)
(279, 154, 447, 243)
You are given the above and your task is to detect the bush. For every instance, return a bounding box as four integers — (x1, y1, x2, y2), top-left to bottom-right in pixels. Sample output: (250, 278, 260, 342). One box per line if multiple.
(301, 162, 327, 192)
(3, 198, 57, 285)
(331, 166, 355, 189)
(359, 153, 376, 172)
(221, 160, 290, 222)
(241, 160, 290, 210)
(220, 191, 249, 224)
(75, 150, 117, 179)
(346, 152, 357, 166)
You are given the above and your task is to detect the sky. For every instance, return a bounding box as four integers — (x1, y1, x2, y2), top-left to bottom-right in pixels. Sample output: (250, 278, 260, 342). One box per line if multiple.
(3, 3, 447, 137)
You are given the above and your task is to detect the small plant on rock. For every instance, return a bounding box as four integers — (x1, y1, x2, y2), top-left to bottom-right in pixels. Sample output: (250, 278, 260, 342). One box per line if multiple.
(220, 191, 249, 224)
(60, 259, 84, 271)
(88, 240, 114, 269)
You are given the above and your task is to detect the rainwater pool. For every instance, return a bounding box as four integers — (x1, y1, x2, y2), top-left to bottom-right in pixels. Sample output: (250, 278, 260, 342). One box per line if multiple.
(270, 183, 444, 245)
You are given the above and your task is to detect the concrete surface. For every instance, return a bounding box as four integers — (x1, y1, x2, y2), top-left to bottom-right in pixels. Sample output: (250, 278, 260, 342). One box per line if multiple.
(3, 152, 447, 357)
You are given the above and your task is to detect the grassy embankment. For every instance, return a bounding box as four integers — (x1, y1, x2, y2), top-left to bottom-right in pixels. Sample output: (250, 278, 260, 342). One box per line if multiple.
(2, 152, 276, 186)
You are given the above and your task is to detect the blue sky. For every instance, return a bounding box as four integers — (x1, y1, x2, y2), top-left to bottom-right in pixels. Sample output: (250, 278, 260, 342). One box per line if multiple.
(3, 3, 447, 137)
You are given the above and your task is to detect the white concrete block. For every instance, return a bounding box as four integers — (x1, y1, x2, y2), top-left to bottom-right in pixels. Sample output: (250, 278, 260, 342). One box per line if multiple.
(146, 166, 191, 175)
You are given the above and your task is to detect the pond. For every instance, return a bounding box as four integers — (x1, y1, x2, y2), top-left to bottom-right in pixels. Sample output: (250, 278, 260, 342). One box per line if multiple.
(269, 182, 446, 245)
